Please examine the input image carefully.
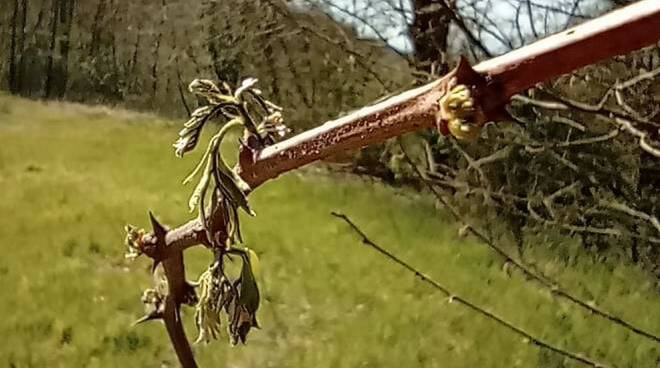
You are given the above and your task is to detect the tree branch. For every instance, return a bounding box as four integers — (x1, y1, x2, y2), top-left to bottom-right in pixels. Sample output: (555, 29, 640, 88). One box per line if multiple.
(240, 0, 660, 186)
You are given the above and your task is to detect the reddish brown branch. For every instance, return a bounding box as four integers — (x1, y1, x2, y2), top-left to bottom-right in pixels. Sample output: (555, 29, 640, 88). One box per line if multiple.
(238, 76, 447, 188)
(475, 0, 660, 100)
(240, 0, 660, 187)
(163, 295, 197, 368)
(141, 214, 200, 368)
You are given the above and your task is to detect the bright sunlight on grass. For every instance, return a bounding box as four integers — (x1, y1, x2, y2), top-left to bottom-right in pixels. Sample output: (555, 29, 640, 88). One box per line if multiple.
(0, 94, 657, 367)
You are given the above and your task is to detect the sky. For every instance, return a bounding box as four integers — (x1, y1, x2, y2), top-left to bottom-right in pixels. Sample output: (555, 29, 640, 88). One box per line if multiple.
(312, 0, 613, 55)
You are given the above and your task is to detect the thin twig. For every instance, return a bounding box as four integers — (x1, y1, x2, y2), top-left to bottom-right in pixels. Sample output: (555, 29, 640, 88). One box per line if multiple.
(599, 200, 660, 234)
(615, 66, 660, 89)
(532, 89, 660, 157)
(437, 0, 493, 57)
(397, 141, 660, 343)
(331, 212, 613, 368)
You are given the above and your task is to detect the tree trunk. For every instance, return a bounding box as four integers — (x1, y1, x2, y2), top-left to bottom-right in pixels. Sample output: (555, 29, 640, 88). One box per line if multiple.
(15, 0, 28, 95)
(409, 0, 455, 178)
(8, 0, 19, 94)
(26, 0, 48, 93)
(44, 0, 60, 98)
(57, 0, 75, 98)
(89, 0, 106, 58)
(410, 0, 454, 77)
(151, 0, 166, 101)
(7, 0, 28, 95)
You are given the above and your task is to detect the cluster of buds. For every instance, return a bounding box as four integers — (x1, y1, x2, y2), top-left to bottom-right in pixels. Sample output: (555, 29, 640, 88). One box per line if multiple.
(135, 288, 166, 324)
(124, 224, 146, 260)
(194, 248, 261, 345)
(174, 78, 289, 250)
(194, 261, 231, 343)
(436, 81, 486, 141)
(174, 78, 288, 158)
(256, 110, 289, 142)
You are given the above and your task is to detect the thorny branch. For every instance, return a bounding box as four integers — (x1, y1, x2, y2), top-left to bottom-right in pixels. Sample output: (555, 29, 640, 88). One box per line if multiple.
(124, 2, 660, 367)
(126, 78, 284, 368)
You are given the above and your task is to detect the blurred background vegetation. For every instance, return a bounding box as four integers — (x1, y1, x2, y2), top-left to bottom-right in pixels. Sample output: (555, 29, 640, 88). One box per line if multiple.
(1, 0, 657, 273)
(0, 94, 657, 367)
(0, 0, 659, 366)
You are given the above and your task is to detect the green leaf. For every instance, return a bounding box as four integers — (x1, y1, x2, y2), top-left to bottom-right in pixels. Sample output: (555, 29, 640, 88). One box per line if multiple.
(239, 249, 260, 315)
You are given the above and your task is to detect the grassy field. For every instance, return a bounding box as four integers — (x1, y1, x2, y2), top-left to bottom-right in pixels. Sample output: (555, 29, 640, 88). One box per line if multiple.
(0, 94, 658, 368)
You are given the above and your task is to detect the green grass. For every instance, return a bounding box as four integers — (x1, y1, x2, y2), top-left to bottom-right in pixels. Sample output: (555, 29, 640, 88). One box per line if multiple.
(0, 94, 657, 368)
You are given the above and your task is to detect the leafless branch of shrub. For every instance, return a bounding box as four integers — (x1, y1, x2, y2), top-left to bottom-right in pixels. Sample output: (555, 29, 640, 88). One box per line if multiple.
(332, 211, 613, 368)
